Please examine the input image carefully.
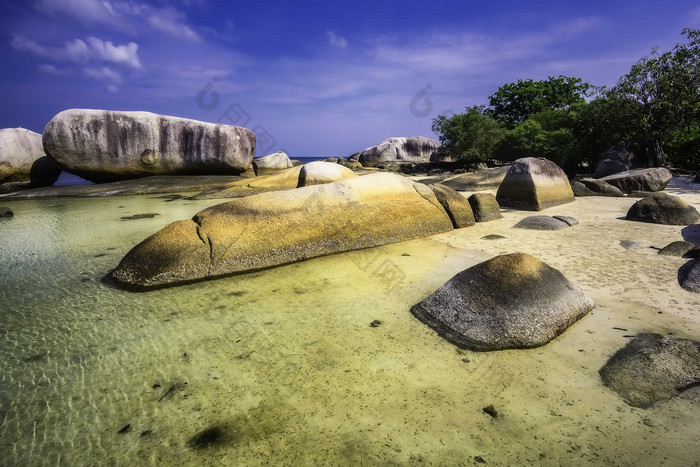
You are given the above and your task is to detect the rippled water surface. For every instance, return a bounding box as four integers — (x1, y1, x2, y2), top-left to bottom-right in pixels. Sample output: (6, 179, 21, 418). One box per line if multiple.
(1, 191, 698, 466)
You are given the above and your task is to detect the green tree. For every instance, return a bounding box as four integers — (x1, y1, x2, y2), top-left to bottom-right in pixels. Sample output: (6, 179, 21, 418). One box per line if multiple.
(488, 76, 591, 127)
(431, 106, 503, 162)
(604, 28, 700, 167)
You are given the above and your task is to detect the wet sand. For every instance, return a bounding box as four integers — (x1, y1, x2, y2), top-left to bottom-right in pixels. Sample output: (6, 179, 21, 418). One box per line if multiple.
(0, 177, 698, 465)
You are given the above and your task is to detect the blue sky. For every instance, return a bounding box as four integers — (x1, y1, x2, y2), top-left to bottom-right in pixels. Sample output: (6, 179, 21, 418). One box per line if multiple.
(2, 1, 699, 158)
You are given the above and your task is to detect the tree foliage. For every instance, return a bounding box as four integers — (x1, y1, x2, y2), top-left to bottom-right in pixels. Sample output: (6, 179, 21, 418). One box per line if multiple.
(488, 76, 591, 127)
(431, 106, 502, 162)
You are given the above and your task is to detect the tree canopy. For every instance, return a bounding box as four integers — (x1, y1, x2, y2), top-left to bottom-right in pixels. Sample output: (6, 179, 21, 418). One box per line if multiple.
(488, 76, 591, 127)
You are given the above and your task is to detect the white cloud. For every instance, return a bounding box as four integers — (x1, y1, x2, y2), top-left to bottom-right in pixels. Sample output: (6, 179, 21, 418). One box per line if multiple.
(147, 8, 200, 41)
(34, 0, 118, 25)
(84, 66, 122, 83)
(38, 64, 73, 76)
(11, 35, 90, 63)
(12, 34, 141, 68)
(327, 31, 347, 49)
(87, 37, 141, 68)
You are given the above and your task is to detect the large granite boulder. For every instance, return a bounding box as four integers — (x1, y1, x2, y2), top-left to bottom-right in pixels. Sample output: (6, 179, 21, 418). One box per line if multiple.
(599, 333, 700, 408)
(358, 137, 440, 164)
(252, 151, 293, 175)
(571, 178, 624, 197)
(496, 157, 574, 210)
(468, 193, 502, 222)
(439, 166, 510, 192)
(0, 128, 61, 190)
(112, 173, 455, 289)
(298, 161, 358, 187)
(599, 168, 672, 194)
(626, 193, 700, 225)
(193, 162, 356, 199)
(428, 184, 475, 228)
(410, 253, 594, 350)
(42, 109, 255, 182)
(593, 141, 664, 178)
(679, 257, 700, 293)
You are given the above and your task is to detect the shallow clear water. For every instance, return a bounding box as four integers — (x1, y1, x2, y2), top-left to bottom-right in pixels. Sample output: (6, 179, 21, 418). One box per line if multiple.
(1, 192, 698, 466)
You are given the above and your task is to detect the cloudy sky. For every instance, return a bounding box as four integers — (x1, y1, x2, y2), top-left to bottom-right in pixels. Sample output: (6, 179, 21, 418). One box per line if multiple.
(2, 0, 699, 158)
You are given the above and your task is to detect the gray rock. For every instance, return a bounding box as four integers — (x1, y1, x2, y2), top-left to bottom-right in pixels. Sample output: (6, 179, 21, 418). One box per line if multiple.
(440, 166, 510, 192)
(679, 257, 700, 293)
(429, 184, 475, 228)
(620, 239, 645, 250)
(593, 158, 629, 178)
(496, 157, 574, 210)
(112, 173, 455, 289)
(513, 215, 572, 230)
(252, 151, 293, 175)
(571, 181, 595, 197)
(657, 241, 696, 257)
(297, 161, 357, 187)
(553, 215, 579, 226)
(468, 193, 502, 222)
(410, 253, 594, 350)
(43, 109, 255, 182)
(599, 333, 700, 408)
(358, 137, 440, 164)
(599, 168, 672, 194)
(0, 128, 61, 190)
(626, 193, 700, 225)
(0, 206, 13, 217)
(627, 191, 656, 198)
(573, 178, 624, 197)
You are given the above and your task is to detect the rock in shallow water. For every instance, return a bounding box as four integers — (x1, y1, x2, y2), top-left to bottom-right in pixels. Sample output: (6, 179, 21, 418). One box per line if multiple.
(0, 128, 61, 190)
(410, 253, 594, 351)
(496, 157, 574, 211)
(599, 333, 700, 408)
(626, 193, 700, 226)
(112, 173, 454, 289)
(42, 109, 255, 182)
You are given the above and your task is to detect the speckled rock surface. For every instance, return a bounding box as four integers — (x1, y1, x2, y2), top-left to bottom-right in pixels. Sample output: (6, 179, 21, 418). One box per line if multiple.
(599, 333, 700, 408)
(626, 193, 700, 225)
(571, 178, 624, 197)
(468, 193, 502, 222)
(657, 241, 696, 257)
(410, 253, 594, 351)
(679, 257, 700, 293)
(252, 151, 293, 175)
(43, 109, 255, 182)
(600, 168, 672, 194)
(0, 128, 61, 190)
(428, 184, 475, 228)
(193, 162, 356, 199)
(513, 215, 575, 230)
(358, 137, 440, 164)
(112, 173, 454, 289)
(496, 157, 574, 210)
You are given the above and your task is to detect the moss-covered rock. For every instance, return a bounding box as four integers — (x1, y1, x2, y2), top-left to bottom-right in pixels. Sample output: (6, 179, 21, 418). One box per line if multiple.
(112, 173, 454, 289)
(496, 157, 574, 210)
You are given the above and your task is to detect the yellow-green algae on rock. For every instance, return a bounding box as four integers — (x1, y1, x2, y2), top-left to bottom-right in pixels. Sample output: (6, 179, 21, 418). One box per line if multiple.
(112, 172, 455, 289)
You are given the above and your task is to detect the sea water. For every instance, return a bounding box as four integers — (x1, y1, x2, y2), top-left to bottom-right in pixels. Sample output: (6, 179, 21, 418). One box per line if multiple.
(0, 192, 698, 466)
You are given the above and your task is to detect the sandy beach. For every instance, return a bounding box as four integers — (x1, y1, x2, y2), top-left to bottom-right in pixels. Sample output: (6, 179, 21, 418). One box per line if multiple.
(0, 174, 697, 465)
